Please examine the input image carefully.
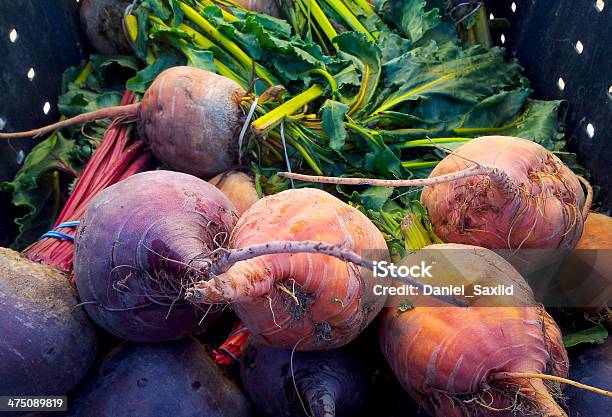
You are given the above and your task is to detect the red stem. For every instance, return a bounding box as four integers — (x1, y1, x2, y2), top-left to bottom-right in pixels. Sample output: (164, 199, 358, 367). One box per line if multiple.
(22, 91, 154, 272)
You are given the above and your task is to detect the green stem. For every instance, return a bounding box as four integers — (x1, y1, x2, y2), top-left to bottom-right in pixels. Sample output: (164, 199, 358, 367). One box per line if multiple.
(401, 161, 439, 170)
(321, 0, 375, 40)
(195, 0, 239, 22)
(461, 6, 493, 49)
(345, 122, 382, 148)
(151, 17, 245, 85)
(352, 0, 376, 15)
(74, 62, 93, 84)
(289, 138, 323, 175)
(179, 1, 277, 84)
(400, 213, 433, 251)
(251, 84, 325, 135)
(310, 68, 338, 97)
(395, 137, 472, 149)
(298, 0, 338, 46)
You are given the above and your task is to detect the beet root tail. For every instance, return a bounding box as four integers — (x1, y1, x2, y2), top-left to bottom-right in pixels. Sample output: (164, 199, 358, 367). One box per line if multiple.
(520, 378, 567, 417)
(0, 103, 140, 139)
(186, 261, 274, 304)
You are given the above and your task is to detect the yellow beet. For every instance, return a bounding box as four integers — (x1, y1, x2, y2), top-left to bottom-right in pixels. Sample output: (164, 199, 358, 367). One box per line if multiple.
(209, 171, 260, 215)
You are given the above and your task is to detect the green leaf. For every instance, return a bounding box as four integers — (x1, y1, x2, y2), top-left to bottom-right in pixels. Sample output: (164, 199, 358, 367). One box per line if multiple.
(1, 133, 87, 249)
(376, 0, 443, 43)
(460, 89, 531, 128)
(455, 99, 568, 151)
(364, 145, 406, 179)
(563, 324, 608, 348)
(375, 46, 523, 124)
(232, 9, 292, 38)
(377, 28, 412, 63)
(135, 6, 151, 61)
(183, 47, 216, 71)
(126, 52, 183, 92)
(360, 186, 395, 210)
(142, 0, 171, 20)
(321, 100, 350, 151)
(90, 54, 140, 73)
(168, 0, 185, 26)
(335, 31, 382, 115)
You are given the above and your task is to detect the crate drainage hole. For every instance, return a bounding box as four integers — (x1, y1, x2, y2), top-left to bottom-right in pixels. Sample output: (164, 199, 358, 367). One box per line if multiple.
(9, 28, 18, 43)
(489, 13, 494, 20)
(586, 123, 595, 139)
(0, 116, 6, 131)
(27, 68, 35, 81)
(575, 41, 584, 54)
(500, 34, 506, 44)
(43, 102, 51, 115)
(557, 78, 566, 91)
(608, 85, 612, 99)
(511, 2, 517, 12)
(595, 0, 605, 12)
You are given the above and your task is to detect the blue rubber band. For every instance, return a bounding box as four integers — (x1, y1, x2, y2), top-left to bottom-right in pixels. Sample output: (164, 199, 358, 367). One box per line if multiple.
(38, 221, 80, 241)
(55, 221, 80, 229)
(38, 231, 75, 241)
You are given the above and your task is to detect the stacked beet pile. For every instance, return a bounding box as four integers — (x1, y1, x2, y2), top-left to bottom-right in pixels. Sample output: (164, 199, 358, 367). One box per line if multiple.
(0, 1, 609, 416)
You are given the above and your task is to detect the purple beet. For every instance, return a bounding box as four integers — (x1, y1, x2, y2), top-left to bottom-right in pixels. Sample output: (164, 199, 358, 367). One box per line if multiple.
(73, 170, 239, 342)
(240, 342, 368, 417)
(0, 248, 97, 399)
(67, 338, 252, 417)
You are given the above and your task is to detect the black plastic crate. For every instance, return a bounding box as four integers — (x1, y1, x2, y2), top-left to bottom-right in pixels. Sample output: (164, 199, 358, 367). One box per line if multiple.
(485, 0, 612, 211)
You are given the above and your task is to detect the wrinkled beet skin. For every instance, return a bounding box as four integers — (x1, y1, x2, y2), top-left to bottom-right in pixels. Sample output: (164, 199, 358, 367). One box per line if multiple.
(80, 0, 133, 54)
(240, 343, 367, 417)
(139, 67, 246, 178)
(74, 171, 239, 342)
(422, 136, 585, 250)
(67, 338, 251, 417)
(0, 248, 97, 400)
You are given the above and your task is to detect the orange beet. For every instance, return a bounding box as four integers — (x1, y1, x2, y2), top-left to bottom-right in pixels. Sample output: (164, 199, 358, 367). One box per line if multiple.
(576, 212, 612, 249)
(189, 188, 389, 350)
(209, 171, 260, 215)
(422, 136, 586, 250)
(379, 244, 569, 417)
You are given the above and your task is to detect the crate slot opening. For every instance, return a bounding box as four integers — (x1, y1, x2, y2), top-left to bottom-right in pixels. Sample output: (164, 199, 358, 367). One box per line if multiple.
(27, 68, 35, 81)
(511, 2, 517, 13)
(575, 40, 584, 54)
(9, 28, 18, 43)
(595, 0, 605, 12)
(43, 102, 51, 115)
(586, 123, 596, 138)
(557, 78, 566, 91)
(500, 34, 506, 44)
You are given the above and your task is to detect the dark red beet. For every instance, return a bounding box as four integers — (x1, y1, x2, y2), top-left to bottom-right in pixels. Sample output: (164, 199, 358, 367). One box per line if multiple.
(0, 248, 97, 398)
(80, 0, 133, 54)
(240, 342, 368, 417)
(67, 338, 252, 417)
(0, 67, 246, 178)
